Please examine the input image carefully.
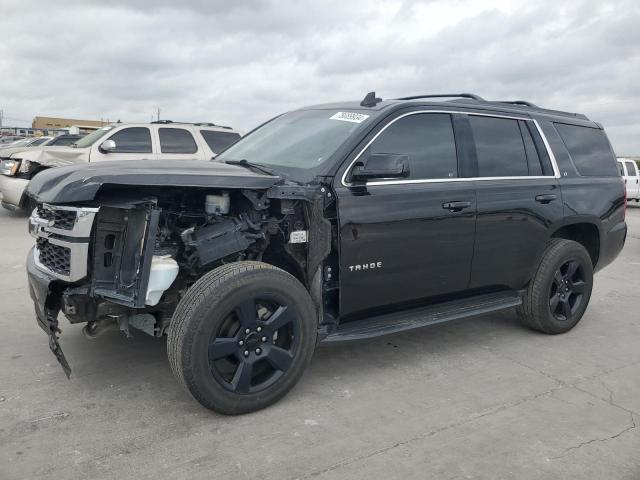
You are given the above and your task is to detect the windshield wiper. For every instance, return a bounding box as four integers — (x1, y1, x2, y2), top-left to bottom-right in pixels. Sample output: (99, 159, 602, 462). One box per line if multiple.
(224, 159, 281, 178)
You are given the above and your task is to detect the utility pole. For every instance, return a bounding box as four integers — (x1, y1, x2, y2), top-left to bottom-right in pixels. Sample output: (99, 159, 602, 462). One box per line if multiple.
(157, 107, 160, 122)
(0, 109, 3, 129)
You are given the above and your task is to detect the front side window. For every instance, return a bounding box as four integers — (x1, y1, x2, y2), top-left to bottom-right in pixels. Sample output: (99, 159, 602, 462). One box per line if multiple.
(555, 123, 618, 176)
(200, 130, 241, 154)
(159, 128, 198, 154)
(108, 127, 152, 153)
(364, 113, 458, 180)
(625, 161, 638, 177)
(618, 162, 625, 176)
(469, 116, 528, 177)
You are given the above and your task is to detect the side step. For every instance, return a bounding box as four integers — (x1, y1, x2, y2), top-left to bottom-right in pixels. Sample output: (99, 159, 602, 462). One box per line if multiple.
(322, 291, 522, 344)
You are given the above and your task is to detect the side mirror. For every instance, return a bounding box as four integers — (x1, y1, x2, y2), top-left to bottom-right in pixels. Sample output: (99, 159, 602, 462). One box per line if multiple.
(99, 139, 116, 153)
(351, 153, 410, 182)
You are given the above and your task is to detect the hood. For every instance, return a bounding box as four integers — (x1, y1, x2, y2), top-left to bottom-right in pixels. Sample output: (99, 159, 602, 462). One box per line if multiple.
(3, 145, 89, 166)
(26, 159, 281, 204)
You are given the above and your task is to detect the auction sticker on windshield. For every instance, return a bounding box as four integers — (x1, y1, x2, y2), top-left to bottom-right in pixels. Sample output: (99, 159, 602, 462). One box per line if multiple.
(330, 112, 370, 123)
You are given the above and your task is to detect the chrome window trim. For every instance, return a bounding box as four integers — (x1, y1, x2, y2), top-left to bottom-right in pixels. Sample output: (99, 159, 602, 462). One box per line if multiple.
(340, 110, 561, 187)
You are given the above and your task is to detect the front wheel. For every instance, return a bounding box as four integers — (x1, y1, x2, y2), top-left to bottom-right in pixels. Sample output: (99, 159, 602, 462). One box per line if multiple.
(167, 261, 317, 415)
(518, 239, 594, 334)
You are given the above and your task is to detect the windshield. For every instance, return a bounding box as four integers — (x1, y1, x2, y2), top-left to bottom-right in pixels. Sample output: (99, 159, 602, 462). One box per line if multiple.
(73, 126, 115, 148)
(217, 109, 370, 178)
(28, 137, 50, 146)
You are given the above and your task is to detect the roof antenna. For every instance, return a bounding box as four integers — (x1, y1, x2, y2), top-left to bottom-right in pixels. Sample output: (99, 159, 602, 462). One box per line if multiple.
(360, 91, 382, 107)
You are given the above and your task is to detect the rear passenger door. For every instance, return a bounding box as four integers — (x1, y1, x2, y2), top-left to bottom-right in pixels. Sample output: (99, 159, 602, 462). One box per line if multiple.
(157, 127, 200, 161)
(465, 114, 563, 290)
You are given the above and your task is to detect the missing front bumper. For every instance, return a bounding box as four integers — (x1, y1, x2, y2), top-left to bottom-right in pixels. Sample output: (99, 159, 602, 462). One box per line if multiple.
(27, 246, 71, 377)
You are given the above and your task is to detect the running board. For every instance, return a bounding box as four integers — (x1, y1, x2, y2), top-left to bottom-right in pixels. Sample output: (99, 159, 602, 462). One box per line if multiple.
(322, 291, 522, 344)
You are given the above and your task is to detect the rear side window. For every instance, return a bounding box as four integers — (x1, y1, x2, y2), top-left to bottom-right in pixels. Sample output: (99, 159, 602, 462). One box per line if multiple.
(555, 124, 618, 176)
(159, 128, 198, 154)
(625, 161, 638, 177)
(108, 127, 152, 153)
(469, 116, 528, 177)
(200, 130, 241, 154)
(365, 113, 458, 180)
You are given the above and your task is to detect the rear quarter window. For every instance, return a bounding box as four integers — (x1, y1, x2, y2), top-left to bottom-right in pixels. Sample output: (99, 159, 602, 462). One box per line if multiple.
(555, 123, 618, 176)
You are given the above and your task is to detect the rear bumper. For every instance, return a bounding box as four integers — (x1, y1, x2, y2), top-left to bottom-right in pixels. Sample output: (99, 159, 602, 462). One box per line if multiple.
(0, 175, 28, 210)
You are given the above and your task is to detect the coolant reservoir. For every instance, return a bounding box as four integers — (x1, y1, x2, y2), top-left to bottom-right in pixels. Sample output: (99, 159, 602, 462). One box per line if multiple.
(145, 255, 179, 306)
(205, 192, 230, 215)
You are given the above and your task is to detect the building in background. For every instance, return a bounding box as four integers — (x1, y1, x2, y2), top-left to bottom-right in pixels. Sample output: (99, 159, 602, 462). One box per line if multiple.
(32, 116, 109, 135)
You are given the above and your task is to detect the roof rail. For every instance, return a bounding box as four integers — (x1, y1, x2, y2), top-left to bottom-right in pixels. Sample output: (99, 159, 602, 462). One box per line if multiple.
(151, 120, 174, 124)
(396, 93, 485, 101)
(496, 100, 539, 108)
(194, 122, 217, 127)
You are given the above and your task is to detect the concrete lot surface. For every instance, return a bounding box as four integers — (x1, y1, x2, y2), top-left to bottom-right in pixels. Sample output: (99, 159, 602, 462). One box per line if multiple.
(1, 206, 639, 480)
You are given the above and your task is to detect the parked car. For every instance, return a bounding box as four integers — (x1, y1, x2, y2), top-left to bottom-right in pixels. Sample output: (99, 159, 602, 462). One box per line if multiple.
(0, 135, 25, 145)
(0, 136, 70, 159)
(24, 93, 626, 414)
(0, 122, 241, 211)
(618, 158, 640, 202)
(0, 136, 52, 150)
(43, 134, 84, 147)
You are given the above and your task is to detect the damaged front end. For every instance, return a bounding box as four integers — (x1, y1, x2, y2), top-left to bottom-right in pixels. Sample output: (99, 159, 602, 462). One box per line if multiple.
(26, 182, 337, 378)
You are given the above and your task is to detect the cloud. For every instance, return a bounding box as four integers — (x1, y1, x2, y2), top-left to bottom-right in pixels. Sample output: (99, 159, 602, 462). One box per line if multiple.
(0, 0, 638, 153)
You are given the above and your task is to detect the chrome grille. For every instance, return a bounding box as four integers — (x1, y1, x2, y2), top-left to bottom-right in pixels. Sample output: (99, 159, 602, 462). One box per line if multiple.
(36, 238, 71, 276)
(30, 203, 99, 282)
(36, 204, 77, 230)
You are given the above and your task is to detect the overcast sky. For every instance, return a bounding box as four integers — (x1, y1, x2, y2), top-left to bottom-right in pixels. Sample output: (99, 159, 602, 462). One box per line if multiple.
(1, 0, 638, 153)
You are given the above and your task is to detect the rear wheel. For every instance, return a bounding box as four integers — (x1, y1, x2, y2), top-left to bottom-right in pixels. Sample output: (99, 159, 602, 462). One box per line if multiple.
(167, 261, 317, 415)
(518, 239, 594, 334)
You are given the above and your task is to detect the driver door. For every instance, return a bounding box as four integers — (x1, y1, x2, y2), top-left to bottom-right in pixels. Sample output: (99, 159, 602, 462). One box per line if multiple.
(90, 126, 157, 162)
(334, 112, 477, 318)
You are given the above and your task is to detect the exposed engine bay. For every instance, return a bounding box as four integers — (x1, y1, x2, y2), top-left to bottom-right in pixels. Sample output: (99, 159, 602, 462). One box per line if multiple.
(31, 184, 338, 349)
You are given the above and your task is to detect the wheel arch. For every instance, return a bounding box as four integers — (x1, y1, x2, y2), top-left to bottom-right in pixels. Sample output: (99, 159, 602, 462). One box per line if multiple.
(550, 221, 601, 268)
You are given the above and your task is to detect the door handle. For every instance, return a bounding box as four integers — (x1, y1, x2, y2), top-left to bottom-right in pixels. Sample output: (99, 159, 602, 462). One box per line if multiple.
(535, 194, 557, 204)
(442, 201, 472, 211)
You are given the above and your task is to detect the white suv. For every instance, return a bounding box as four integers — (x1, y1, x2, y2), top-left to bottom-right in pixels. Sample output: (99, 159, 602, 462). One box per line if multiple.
(618, 158, 640, 202)
(0, 121, 241, 211)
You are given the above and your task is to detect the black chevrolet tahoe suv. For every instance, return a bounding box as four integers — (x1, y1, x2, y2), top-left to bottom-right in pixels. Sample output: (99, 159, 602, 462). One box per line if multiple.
(25, 92, 627, 414)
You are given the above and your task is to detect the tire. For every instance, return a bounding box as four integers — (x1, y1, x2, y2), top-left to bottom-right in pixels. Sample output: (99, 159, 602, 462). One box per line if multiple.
(517, 239, 594, 334)
(167, 261, 317, 415)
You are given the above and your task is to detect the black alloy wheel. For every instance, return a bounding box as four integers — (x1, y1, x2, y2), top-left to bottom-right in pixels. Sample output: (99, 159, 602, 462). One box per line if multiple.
(167, 261, 317, 414)
(208, 298, 299, 394)
(548, 258, 588, 321)
(517, 239, 594, 334)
